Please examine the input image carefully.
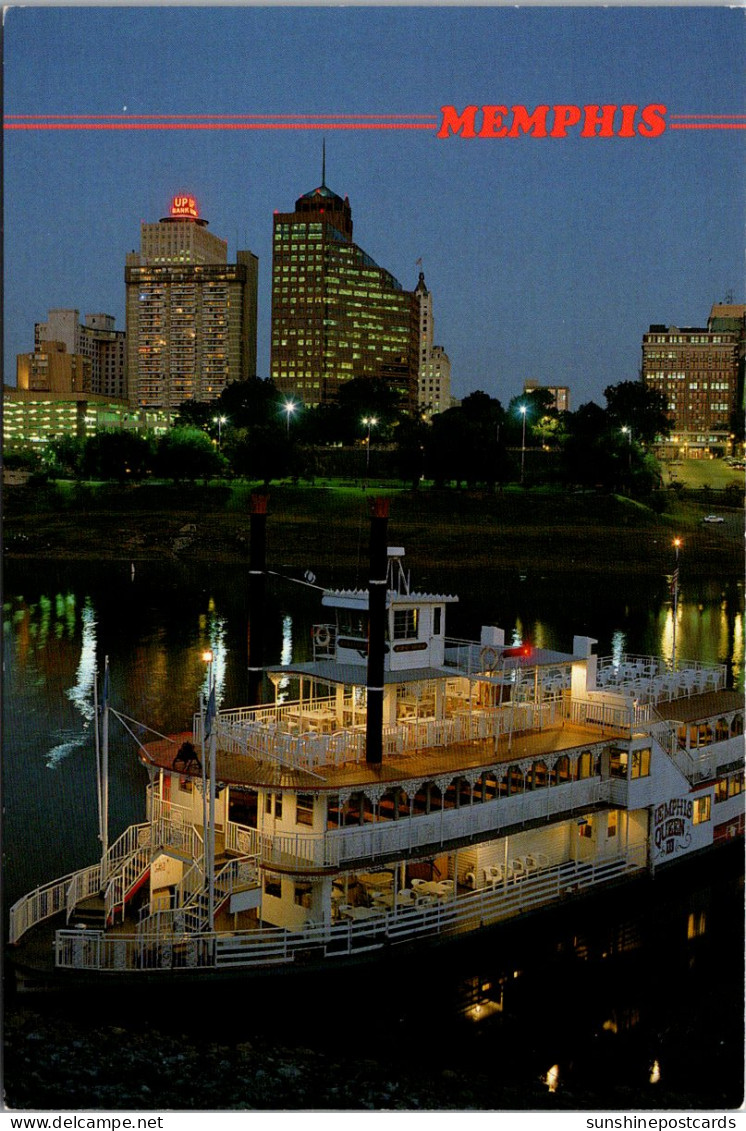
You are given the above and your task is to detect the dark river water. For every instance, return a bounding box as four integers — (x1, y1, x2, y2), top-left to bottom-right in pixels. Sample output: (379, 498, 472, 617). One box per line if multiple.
(2, 556, 744, 1111)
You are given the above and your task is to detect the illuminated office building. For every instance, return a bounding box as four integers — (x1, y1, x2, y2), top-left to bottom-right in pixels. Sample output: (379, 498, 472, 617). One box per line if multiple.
(125, 196, 258, 412)
(270, 176, 418, 411)
(641, 303, 745, 457)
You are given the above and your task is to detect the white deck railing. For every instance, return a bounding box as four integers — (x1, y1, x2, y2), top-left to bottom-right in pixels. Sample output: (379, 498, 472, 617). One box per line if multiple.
(9, 872, 78, 945)
(596, 654, 727, 703)
(53, 847, 647, 974)
(220, 772, 606, 873)
(208, 699, 568, 774)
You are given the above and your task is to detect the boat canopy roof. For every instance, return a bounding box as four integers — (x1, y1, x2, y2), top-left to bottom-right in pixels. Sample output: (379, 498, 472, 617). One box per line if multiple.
(322, 588, 458, 612)
(266, 662, 454, 686)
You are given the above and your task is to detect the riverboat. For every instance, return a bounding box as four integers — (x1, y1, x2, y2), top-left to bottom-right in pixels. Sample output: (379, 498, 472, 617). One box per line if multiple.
(8, 501, 744, 984)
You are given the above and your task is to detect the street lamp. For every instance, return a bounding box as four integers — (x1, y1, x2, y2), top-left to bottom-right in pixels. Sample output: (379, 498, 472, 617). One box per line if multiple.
(283, 400, 298, 437)
(671, 538, 682, 670)
(362, 416, 378, 479)
(213, 416, 227, 449)
(518, 404, 528, 485)
(621, 426, 632, 471)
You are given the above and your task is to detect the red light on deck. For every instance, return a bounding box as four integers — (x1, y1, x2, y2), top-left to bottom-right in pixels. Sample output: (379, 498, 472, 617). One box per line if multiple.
(503, 644, 532, 658)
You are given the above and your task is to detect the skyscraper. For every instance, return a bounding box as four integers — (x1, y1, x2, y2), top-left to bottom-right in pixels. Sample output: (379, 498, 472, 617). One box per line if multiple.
(414, 270, 452, 419)
(270, 173, 419, 412)
(125, 196, 258, 412)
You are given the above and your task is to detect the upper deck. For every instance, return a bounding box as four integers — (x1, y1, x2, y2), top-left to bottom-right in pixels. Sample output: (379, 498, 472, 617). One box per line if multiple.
(141, 716, 629, 792)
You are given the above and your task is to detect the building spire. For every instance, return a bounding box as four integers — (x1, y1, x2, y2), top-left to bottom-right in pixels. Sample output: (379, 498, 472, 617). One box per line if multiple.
(322, 138, 326, 188)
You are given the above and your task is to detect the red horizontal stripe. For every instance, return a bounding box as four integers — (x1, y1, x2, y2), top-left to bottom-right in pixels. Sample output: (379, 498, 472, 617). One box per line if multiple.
(669, 123, 746, 130)
(670, 114, 746, 119)
(4, 121, 437, 131)
(5, 112, 438, 121)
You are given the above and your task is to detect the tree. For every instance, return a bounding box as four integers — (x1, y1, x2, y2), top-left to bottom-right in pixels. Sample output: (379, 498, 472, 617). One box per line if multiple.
(395, 416, 429, 489)
(82, 431, 153, 482)
(47, 435, 86, 478)
(217, 378, 283, 430)
(424, 392, 507, 489)
(223, 425, 290, 484)
(173, 400, 213, 432)
(155, 427, 225, 483)
(603, 380, 670, 446)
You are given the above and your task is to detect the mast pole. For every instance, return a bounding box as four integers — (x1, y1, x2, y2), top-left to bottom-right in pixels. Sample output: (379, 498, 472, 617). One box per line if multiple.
(94, 664, 102, 848)
(208, 675, 217, 931)
(248, 493, 268, 705)
(366, 497, 389, 765)
(101, 656, 110, 876)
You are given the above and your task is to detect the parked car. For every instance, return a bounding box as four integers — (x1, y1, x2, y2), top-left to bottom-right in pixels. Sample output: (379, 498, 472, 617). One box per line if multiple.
(702, 514, 725, 523)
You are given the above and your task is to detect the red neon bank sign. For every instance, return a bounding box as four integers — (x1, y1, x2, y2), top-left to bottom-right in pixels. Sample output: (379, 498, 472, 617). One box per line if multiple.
(170, 195, 199, 219)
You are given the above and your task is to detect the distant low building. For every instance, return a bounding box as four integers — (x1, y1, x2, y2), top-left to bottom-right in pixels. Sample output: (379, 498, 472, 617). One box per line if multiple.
(35, 309, 126, 400)
(17, 340, 92, 394)
(3, 386, 168, 447)
(523, 378, 570, 413)
(7, 338, 168, 447)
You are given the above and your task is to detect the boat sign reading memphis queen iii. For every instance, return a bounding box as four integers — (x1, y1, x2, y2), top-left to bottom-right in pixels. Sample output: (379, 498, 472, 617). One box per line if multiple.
(170, 194, 199, 218)
(437, 103, 668, 138)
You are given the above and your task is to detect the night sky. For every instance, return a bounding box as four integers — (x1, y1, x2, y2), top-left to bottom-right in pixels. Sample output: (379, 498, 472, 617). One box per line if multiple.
(4, 5, 745, 407)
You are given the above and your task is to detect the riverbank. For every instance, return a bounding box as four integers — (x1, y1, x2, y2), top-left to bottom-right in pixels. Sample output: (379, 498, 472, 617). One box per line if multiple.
(3, 480, 742, 580)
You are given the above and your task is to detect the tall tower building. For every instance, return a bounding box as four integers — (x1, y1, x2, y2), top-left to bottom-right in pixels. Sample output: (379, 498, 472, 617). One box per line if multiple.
(125, 196, 258, 412)
(414, 270, 452, 419)
(35, 309, 126, 400)
(270, 172, 419, 412)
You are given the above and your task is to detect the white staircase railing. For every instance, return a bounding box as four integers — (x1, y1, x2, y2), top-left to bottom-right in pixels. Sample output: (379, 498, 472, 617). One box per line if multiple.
(54, 846, 648, 974)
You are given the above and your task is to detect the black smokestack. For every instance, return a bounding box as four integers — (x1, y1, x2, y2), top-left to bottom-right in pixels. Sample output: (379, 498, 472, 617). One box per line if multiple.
(366, 497, 389, 765)
(248, 492, 268, 705)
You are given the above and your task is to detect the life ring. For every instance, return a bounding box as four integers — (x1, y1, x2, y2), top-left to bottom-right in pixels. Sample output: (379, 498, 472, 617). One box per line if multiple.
(315, 626, 331, 648)
(479, 645, 498, 669)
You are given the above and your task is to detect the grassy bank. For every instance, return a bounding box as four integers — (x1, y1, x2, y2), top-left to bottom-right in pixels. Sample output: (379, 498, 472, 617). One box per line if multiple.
(3, 479, 742, 580)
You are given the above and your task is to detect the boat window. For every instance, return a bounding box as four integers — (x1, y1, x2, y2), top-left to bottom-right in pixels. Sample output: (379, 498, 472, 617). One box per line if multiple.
(608, 747, 628, 779)
(577, 750, 600, 779)
(507, 766, 524, 795)
(393, 608, 418, 640)
(529, 761, 548, 790)
(229, 789, 258, 829)
(264, 873, 282, 898)
(607, 811, 618, 838)
(294, 883, 312, 909)
(692, 796, 711, 825)
(579, 816, 593, 839)
(555, 756, 573, 784)
(296, 794, 314, 827)
(326, 794, 341, 828)
(631, 748, 651, 779)
(731, 714, 744, 737)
